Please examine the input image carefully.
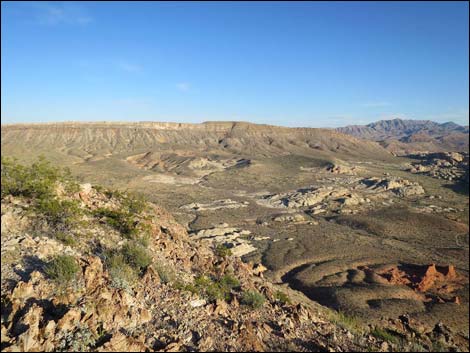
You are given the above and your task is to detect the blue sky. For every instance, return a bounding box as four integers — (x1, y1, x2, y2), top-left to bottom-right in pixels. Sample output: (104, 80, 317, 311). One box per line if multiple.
(1, 1, 469, 127)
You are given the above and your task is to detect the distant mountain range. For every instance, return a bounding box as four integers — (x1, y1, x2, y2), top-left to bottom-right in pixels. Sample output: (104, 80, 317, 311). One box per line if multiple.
(336, 118, 469, 154)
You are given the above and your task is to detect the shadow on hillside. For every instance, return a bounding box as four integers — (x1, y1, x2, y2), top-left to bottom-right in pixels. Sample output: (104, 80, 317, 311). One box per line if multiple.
(443, 179, 469, 196)
(14, 255, 47, 282)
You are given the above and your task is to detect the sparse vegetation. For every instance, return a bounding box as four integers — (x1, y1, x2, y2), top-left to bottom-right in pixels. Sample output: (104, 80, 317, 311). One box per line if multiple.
(57, 322, 96, 352)
(274, 290, 291, 305)
(122, 192, 148, 214)
(193, 273, 241, 302)
(219, 273, 240, 291)
(215, 243, 232, 258)
(103, 241, 152, 289)
(121, 242, 152, 272)
(173, 281, 198, 294)
(44, 255, 80, 283)
(328, 310, 363, 333)
(92, 207, 138, 238)
(153, 263, 176, 284)
(241, 290, 265, 309)
(371, 327, 400, 344)
(1, 157, 83, 231)
(91, 192, 151, 241)
(37, 197, 83, 228)
(107, 257, 138, 290)
(54, 231, 76, 246)
(1, 156, 79, 199)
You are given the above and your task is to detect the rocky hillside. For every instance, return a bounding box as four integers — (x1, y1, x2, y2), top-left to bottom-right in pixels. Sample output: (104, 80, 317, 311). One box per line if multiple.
(336, 119, 469, 154)
(3, 158, 465, 352)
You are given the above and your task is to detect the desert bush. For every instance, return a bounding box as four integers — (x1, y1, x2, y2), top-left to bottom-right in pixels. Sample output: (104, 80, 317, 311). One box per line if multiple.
(57, 322, 96, 352)
(328, 310, 363, 333)
(194, 275, 224, 301)
(214, 243, 232, 258)
(219, 273, 240, 291)
(1, 157, 83, 230)
(193, 273, 241, 302)
(104, 241, 151, 289)
(1, 156, 79, 199)
(371, 327, 399, 344)
(1, 156, 59, 198)
(122, 192, 148, 214)
(154, 263, 176, 284)
(173, 281, 198, 294)
(37, 198, 82, 227)
(54, 231, 76, 246)
(104, 251, 138, 290)
(241, 290, 265, 309)
(44, 255, 80, 283)
(92, 207, 137, 238)
(121, 242, 152, 271)
(274, 290, 291, 305)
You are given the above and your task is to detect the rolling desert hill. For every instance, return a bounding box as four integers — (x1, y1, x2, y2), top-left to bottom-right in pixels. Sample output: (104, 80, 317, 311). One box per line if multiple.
(336, 118, 469, 154)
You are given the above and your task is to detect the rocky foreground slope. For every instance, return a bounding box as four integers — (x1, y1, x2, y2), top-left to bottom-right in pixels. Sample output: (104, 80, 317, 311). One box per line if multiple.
(1, 158, 467, 352)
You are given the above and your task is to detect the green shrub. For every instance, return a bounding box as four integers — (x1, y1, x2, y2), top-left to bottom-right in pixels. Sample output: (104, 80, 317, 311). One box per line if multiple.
(104, 251, 138, 290)
(104, 242, 151, 289)
(241, 290, 265, 309)
(205, 282, 226, 301)
(36, 198, 82, 227)
(44, 255, 80, 283)
(214, 243, 232, 258)
(154, 263, 175, 284)
(57, 322, 96, 352)
(54, 231, 76, 246)
(193, 275, 223, 301)
(91, 189, 151, 240)
(122, 192, 148, 214)
(274, 290, 291, 305)
(121, 242, 152, 271)
(219, 273, 240, 291)
(1, 157, 83, 230)
(92, 208, 137, 238)
(371, 327, 399, 344)
(1, 156, 79, 199)
(135, 224, 153, 247)
(173, 281, 198, 294)
(194, 274, 212, 288)
(328, 310, 363, 333)
(193, 273, 241, 302)
(1, 156, 59, 199)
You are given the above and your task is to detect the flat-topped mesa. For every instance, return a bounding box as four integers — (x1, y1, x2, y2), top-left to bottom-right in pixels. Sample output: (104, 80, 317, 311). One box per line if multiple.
(1, 120, 394, 160)
(1, 120, 335, 134)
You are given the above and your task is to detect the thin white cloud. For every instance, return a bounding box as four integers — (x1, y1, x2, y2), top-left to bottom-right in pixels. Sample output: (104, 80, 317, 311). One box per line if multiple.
(176, 82, 190, 92)
(361, 101, 391, 108)
(31, 2, 93, 26)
